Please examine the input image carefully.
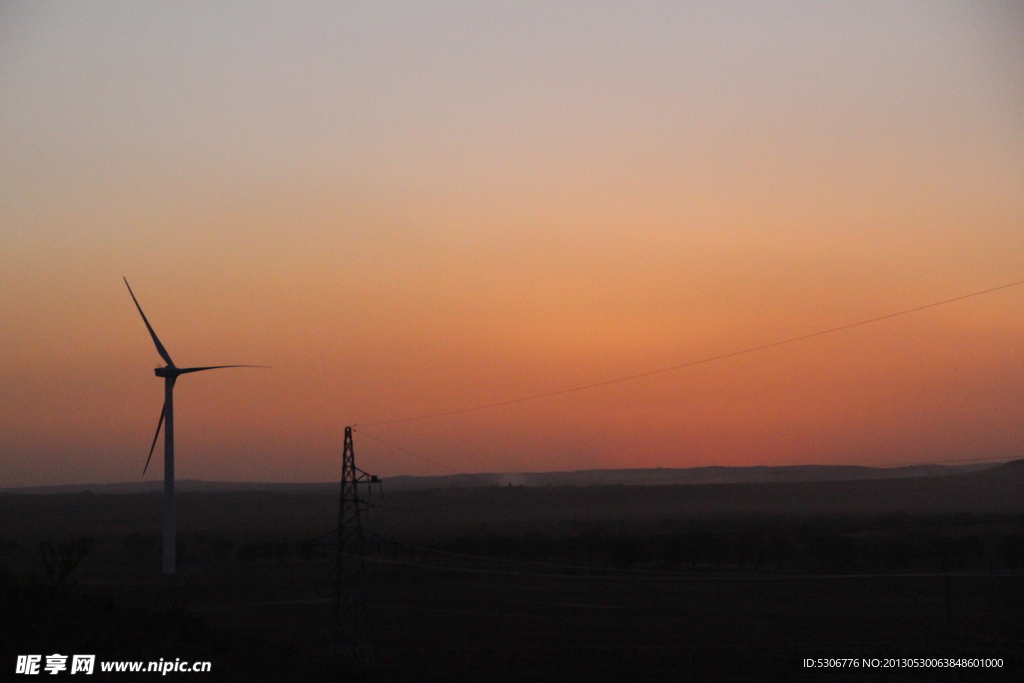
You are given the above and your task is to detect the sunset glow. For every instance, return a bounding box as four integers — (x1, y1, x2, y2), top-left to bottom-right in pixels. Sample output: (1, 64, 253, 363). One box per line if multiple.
(2, 2, 1023, 486)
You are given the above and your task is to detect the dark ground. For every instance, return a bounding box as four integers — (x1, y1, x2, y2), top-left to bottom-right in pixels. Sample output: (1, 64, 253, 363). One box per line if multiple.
(4, 461, 1024, 681)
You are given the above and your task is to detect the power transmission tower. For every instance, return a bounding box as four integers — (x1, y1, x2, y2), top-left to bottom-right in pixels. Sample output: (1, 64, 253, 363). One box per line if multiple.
(332, 426, 380, 677)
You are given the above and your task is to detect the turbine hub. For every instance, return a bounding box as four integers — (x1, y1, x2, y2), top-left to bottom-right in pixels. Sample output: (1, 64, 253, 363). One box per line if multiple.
(154, 367, 177, 377)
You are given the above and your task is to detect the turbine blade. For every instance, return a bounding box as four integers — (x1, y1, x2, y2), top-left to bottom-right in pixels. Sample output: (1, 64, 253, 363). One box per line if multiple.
(123, 278, 175, 367)
(143, 401, 166, 475)
(175, 365, 271, 375)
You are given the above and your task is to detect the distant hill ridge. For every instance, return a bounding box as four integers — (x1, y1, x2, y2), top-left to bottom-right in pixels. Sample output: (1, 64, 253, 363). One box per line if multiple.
(1, 462, 1002, 494)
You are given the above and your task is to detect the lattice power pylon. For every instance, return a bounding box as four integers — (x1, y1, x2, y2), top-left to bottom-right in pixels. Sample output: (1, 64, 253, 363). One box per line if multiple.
(332, 426, 380, 676)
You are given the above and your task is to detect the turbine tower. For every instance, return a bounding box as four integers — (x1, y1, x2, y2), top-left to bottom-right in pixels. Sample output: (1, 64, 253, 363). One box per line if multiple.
(124, 278, 266, 574)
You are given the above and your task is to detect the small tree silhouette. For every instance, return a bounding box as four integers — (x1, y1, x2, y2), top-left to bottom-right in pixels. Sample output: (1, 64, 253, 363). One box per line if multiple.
(39, 536, 94, 596)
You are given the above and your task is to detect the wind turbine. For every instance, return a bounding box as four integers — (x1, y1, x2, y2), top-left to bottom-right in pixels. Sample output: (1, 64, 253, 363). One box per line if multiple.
(124, 278, 266, 574)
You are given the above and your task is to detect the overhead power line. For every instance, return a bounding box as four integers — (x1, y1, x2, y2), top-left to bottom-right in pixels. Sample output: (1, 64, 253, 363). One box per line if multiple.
(357, 430, 465, 475)
(365, 278, 1024, 427)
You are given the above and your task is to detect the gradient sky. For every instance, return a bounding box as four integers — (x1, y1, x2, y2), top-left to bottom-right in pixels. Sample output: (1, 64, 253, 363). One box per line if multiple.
(2, 1, 1024, 486)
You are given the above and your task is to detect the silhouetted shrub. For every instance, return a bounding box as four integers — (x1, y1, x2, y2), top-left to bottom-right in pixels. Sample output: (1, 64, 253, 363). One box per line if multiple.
(123, 533, 155, 559)
(272, 542, 292, 561)
(212, 537, 235, 556)
(236, 543, 260, 562)
(39, 536, 93, 595)
(609, 537, 643, 568)
(806, 535, 857, 571)
(999, 534, 1024, 569)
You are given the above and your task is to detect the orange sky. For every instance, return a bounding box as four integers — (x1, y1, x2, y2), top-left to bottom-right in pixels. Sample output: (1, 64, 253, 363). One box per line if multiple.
(2, 2, 1024, 486)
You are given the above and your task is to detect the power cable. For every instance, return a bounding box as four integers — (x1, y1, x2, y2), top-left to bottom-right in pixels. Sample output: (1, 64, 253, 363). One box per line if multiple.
(357, 430, 466, 475)
(365, 278, 1024, 427)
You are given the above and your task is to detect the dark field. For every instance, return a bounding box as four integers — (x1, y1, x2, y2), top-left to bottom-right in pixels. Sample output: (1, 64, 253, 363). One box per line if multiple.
(4, 463, 1024, 681)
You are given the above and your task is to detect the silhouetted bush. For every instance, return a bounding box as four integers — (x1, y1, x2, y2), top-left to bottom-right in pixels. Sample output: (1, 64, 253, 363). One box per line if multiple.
(39, 536, 93, 595)
(424, 516, 1022, 573)
(806, 535, 857, 571)
(609, 537, 643, 568)
(123, 533, 155, 559)
(236, 543, 261, 562)
(999, 534, 1024, 569)
(212, 537, 235, 556)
